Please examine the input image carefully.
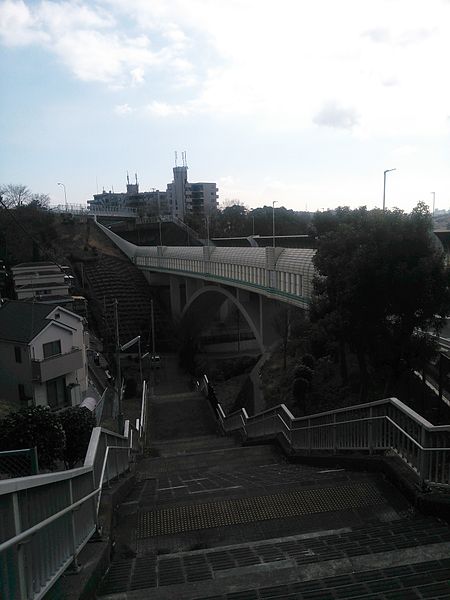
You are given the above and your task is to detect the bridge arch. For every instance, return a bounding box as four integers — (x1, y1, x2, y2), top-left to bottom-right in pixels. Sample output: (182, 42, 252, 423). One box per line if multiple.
(180, 285, 265, 351)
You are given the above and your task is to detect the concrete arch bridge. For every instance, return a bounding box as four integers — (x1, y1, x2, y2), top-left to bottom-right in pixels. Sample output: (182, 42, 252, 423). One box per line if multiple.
(97, 223, 316, 350)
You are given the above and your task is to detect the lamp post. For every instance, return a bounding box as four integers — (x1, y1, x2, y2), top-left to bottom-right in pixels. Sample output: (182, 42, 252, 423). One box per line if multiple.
(57, 182, 67, 211)
(382, 169, 396, 211)
(120, 335, 142, 389)
(205, 215, 210, 246)
(272, 201, 277, 248)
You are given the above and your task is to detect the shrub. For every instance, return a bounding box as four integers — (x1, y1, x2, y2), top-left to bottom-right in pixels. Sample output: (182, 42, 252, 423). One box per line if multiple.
(0, 406, 65, 470)
(59, 407, 96, 469)
(301, 354, 315, 369)
(292, 377, 310, 403)
(294, 365, 313, 382)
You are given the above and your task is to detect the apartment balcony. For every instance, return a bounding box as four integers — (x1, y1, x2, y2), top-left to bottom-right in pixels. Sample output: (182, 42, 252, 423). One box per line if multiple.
(32, 348, 84, 383)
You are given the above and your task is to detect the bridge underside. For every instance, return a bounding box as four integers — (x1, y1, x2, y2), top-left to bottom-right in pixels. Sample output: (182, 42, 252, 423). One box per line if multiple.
(142, 271, 293, 351)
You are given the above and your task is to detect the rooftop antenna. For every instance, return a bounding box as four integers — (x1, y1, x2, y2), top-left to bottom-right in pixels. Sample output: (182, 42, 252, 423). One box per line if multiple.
(174, 151, 178, 167)
(135, 172, 138, 185)
(182, 151, 188, 168)
(127, 172, 130, 185)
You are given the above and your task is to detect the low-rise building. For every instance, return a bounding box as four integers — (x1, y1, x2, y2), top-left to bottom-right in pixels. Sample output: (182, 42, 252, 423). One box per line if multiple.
(0, 301, 89, 412)
(12, 262, 71, 300)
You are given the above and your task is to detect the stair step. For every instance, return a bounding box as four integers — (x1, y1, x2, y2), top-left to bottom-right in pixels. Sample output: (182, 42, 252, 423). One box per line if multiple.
(149, 434, 238, 457)
(138, 445, 280, 474)
(97, 547, 450, 598)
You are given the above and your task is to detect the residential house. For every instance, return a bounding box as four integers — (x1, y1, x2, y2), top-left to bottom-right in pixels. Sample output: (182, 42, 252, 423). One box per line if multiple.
(0, 301, 89, 412)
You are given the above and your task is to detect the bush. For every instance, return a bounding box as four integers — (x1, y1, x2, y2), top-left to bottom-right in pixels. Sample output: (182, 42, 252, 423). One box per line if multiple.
(292, 377, 310, 402)
(0, 406, 65, 470)
(294, 365, 313, 382)
(59, 407, 96, 469)
(301, 354, 315, 369)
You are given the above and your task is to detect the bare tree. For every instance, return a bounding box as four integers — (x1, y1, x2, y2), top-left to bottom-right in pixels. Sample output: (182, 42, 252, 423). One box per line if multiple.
(0, 184, 32, 208)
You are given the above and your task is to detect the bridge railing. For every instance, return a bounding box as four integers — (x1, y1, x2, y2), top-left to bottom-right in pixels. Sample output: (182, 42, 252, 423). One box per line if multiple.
(0, 385, 149, 600)
(217, 397, 450, 488)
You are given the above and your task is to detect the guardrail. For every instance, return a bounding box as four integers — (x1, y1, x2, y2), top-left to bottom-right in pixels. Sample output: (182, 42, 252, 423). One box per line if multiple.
(204, 392, 450, 488)
(0, 383, 149, 600)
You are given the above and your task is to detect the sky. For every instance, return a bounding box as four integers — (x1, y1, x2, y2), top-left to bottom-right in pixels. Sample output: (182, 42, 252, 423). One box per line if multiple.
(0, 0, 449, 213)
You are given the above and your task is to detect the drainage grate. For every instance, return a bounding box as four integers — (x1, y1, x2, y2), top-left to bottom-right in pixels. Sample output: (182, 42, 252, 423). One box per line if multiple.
(137, 482, 384, 538)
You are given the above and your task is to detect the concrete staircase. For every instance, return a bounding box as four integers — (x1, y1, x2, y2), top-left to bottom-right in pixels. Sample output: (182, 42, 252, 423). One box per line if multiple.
(96, 384, 450, 600)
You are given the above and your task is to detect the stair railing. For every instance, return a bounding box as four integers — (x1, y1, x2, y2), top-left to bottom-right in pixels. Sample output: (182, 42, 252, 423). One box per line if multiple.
(0, 385, 149, 600)
(217, 397, 450, 488)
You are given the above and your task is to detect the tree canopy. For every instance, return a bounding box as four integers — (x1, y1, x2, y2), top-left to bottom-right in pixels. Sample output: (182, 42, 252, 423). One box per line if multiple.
(0, 184, 50, 209)
(310, 203, 450, 399)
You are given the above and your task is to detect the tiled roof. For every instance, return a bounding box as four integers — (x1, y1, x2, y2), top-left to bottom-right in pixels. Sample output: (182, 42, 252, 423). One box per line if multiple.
(0, 300, 54, 343)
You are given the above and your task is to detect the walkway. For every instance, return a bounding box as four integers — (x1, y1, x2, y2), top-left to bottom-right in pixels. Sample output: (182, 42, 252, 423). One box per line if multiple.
(96, 363, 450, 599)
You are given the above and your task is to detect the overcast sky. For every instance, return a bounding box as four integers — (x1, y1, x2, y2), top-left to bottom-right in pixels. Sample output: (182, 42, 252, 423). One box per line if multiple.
(0, 0, 449, 212)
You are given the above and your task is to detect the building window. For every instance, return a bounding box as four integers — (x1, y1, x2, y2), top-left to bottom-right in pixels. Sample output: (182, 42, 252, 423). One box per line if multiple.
(43, 340, 62, 359)
(14, 346, 22, 363)
(46, 376, 67, 408)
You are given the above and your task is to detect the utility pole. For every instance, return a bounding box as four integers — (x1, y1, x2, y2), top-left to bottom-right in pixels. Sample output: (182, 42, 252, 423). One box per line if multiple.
(431, 192, 435, 217)
(114, 299, 123, 432)
(151, 299, 155, 358)
(272, 201, 277, 247)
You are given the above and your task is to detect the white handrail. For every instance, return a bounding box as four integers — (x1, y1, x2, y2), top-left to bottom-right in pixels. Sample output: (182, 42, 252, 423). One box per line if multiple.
(0, 381, 149, 600)
(217, 396, 450, 487)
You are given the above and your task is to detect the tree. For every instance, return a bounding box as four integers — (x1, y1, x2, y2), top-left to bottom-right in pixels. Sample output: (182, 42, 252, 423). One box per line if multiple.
(29, 193, 50, 209)
(311, 204, 450, 400)
(0, 406, 65, 470)
(0, 184, 32, 208)
(59, 407, 96, 469)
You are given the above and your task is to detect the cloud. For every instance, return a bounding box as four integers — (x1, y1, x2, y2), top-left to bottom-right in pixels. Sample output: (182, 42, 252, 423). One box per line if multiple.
(363, 27, 391, 43)
(0, 0, 48, 45)
(1, 0, 450, 137)
(131, 67, 145, 84)
(313, 102, 359, 130)
(0, 0, 194, 86)
(146, 100, 189, 117)
(114, 103, 133, 115)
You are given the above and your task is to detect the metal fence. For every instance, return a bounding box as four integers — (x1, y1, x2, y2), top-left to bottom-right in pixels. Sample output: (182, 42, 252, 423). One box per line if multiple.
(218, 397, 450, 488)
(0, 381, 148, 600)
(0, 449, 39, 480)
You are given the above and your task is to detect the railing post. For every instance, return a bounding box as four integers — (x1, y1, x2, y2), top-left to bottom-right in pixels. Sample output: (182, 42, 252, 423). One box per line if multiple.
(368, 407, 374, 455)
(333, 413, 337, 454)
(12, 492, 28, 600)
(419, 426, 429, 485)
(67, 480, 81, 573)
(31, 446, 39, 475)
(307, 418, 312, 454)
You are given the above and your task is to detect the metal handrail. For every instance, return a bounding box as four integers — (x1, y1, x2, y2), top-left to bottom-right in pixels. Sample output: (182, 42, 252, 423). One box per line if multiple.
(216, 396, 450, 487)
(0, 382, 149, 600)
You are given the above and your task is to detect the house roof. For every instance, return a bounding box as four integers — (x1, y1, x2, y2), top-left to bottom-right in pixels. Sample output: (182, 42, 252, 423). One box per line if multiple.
(16, 281, 68, 290)
(0, 301, 56, 343)
(12, 262, 56, 268)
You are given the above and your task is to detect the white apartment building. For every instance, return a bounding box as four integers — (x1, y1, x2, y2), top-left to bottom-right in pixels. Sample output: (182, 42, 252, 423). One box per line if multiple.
(0, 301, 89, 411)
(166, 165, 218, 220)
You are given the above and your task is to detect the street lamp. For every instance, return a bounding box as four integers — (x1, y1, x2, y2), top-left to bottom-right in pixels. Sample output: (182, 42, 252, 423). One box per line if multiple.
(120, 335, 142, 388)
(382, 169, 396, 211)
(272, 201, 277, 248)
(205, 215, 210, 246)
(57, 182, 68, 211)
